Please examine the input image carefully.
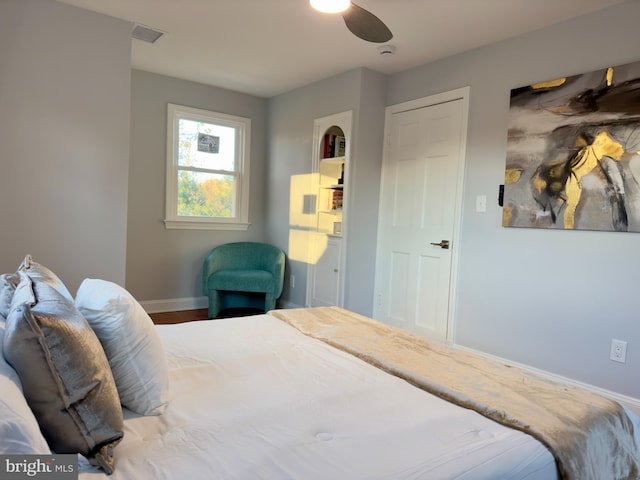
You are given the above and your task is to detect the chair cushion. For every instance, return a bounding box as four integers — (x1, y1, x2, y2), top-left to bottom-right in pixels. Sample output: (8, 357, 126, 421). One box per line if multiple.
(208, 269, 275, 293)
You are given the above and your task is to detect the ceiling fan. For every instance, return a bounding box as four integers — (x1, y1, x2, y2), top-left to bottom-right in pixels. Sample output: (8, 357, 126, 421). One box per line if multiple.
(310, 0, 393, 43)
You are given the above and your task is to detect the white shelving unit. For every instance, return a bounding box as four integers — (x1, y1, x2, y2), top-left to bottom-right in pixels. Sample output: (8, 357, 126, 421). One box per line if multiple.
(306, 111, 352, 308)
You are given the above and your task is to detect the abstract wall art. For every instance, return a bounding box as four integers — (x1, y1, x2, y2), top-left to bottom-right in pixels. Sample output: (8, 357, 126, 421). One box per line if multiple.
(502, 60, 640, 232)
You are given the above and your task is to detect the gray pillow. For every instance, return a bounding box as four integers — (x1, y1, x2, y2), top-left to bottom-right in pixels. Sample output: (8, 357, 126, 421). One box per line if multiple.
(0, 273, 19, 319)
(3, 272, 123, 474)
(17, 254, 73, 302)
(1, 255, 73, 319)
(0, 319, 52, 455)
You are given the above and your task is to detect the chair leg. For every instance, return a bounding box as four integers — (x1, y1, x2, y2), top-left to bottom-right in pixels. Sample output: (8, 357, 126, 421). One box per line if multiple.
(208, 290, 222, 319)
(264, 294, 276, 313)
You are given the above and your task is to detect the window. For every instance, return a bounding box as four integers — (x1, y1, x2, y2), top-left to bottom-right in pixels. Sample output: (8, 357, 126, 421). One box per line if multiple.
(165, 103, 250, 230)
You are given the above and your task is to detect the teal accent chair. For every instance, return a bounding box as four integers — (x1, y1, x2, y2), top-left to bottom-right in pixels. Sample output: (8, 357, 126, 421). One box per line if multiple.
(202, 242, 285, 319)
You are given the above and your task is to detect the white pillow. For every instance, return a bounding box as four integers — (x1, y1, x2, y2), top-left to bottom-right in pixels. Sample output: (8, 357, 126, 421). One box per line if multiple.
(75, 279, 170, 416)
(0, 319, 52, 454)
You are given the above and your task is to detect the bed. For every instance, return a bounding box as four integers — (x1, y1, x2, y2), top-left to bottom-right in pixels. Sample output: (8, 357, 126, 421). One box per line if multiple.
(1, 257, 640, 480)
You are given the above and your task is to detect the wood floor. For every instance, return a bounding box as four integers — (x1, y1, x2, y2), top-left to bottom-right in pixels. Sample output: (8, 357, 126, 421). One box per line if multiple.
(149, 307, 264, 325)
(149, 308, 209, 325)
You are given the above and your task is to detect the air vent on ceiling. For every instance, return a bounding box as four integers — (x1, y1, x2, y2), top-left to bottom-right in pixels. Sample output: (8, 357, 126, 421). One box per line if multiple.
(132, 24, 164, 44)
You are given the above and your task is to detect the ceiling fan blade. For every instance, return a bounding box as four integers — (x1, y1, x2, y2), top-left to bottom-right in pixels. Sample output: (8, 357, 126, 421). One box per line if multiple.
(342, 2, 392, 43)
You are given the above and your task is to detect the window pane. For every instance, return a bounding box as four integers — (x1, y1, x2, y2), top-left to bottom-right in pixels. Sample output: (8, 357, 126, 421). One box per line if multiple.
(177, 170, 236, 218)
(178, 119, 236, 171)
(166, 104, 250, 230)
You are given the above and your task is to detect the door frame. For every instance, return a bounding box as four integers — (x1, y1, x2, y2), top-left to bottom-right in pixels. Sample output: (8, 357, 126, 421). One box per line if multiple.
(374, 87, 470, 342)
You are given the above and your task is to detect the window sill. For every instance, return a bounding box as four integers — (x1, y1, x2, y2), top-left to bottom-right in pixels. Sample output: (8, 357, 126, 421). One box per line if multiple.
(164, 219, 250, 231)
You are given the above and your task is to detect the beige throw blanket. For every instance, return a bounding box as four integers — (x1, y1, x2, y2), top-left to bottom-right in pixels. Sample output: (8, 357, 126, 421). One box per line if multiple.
(269, 307, 640, 480)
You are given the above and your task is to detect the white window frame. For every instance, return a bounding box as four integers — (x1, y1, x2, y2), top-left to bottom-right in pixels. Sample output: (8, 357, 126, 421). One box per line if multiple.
(164, 103, 251, 230)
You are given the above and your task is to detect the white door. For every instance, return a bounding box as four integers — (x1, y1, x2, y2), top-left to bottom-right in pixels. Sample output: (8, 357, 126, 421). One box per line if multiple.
(374, 90, 468, 342)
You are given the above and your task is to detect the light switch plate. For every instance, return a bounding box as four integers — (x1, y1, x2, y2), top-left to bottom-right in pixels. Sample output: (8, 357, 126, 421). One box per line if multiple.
(476, 195, 487, 213)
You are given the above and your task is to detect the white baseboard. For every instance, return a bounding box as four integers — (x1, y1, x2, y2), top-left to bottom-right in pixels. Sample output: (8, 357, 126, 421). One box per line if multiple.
(276, 300, 304, 309)
(140, 296, 209, 314)
(455, 344, 640, 415)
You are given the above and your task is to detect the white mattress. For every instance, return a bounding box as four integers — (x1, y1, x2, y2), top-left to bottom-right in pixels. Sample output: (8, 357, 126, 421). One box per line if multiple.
(79, 314, 558, 479)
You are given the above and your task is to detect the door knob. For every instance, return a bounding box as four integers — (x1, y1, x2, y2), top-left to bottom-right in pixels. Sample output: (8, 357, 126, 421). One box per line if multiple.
(430, 240, 450, 249)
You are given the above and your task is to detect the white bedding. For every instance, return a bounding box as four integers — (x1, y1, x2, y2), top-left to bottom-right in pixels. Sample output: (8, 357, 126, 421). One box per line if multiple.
(79, 314, 558, 480)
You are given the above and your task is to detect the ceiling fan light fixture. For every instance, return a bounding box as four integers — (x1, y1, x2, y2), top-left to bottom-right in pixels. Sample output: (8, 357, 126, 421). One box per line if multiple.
(310, 0, 351, 14)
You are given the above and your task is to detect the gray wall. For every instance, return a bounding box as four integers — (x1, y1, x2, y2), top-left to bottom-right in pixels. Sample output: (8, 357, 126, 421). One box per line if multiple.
(4, 0, 638, 402)
(387, 0, 640, 399)
(343, 70, 386, 313)
(0, 0, 132, 293)
(266, 68, 386, 314)
(127, 71, 268, 302)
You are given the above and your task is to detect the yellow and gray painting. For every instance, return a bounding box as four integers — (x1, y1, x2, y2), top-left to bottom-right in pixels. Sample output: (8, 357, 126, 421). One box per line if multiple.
(503, 61, 640, 231)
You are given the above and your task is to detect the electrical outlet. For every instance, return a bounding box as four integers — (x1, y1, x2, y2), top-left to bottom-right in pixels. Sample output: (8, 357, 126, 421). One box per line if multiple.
(290, 275, 295, 289)
(610, 339, 627, 363)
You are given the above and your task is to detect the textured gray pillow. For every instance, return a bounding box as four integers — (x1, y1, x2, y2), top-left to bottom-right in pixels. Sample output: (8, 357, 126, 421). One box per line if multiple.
(17, 254, 73, 302)
(1, 255, 73, 320)
(3, 272, 124, 474)
(0, 273, 19, 320)
(0, 319, 52, 455)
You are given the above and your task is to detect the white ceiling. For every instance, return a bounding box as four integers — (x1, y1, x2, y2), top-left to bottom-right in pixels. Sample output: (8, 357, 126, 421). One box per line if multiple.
(58, 0, 626, 98)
